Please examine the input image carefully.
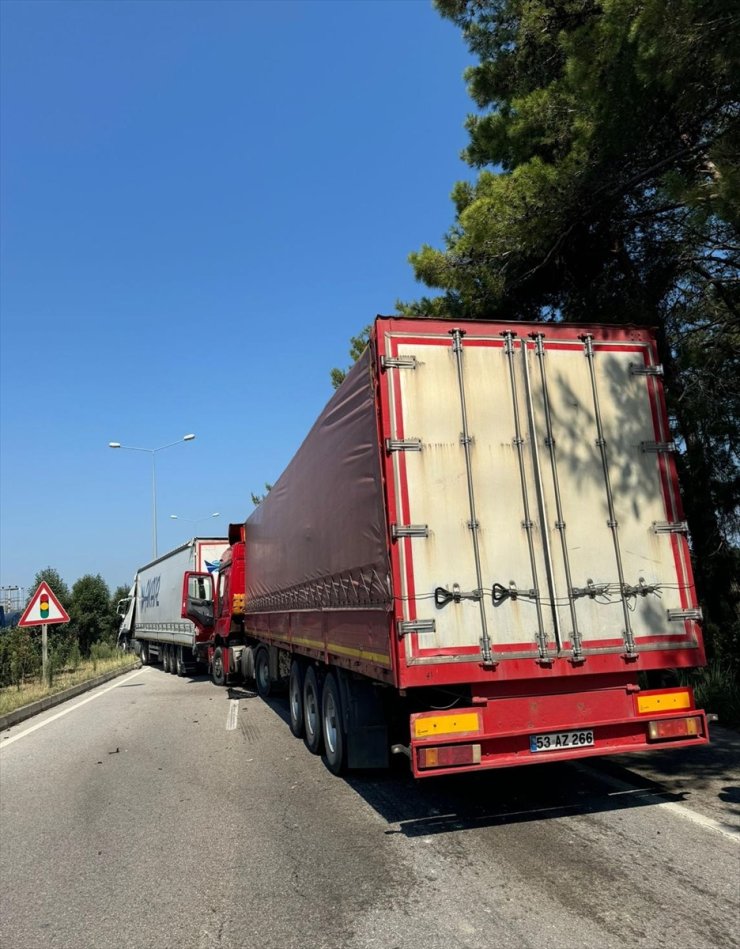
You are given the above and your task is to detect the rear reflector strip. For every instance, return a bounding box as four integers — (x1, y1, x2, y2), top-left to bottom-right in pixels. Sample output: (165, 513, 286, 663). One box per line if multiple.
(648, 716, 702, 741)
(417, 744, 482, 770)
(637, 690, 691, 714)
(413, 712, 481, 739)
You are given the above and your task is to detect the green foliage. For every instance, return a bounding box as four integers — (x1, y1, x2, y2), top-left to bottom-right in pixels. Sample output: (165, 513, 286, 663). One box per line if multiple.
(0, 626, 85, 688)
(89, 640, 117, 671)
(0, 628, 40, 688)
(111, 584, 131, 611)
(66, 641, 82, 672)
(405, 0, 740, 667)
(29, 567, 71, 609)
(0, 569, 126, 689)
(68, 574, 117, 654)
(330, 326, 371, 389)
(681, 661, 740, 726)
(251, 483, 273, 507)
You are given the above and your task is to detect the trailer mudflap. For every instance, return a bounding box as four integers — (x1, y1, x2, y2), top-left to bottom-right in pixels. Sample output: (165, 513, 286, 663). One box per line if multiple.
(409, 686, 709, 778)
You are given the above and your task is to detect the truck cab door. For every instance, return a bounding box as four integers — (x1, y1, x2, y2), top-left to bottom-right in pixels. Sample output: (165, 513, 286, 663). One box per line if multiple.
(182, 572, 214, 630)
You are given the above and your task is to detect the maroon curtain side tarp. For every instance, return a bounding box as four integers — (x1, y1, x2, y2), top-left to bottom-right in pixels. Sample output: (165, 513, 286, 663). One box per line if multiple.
(244, 347, 391, 612)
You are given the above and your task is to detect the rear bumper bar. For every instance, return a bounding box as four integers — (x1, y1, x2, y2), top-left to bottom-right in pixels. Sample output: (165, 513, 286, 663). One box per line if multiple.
(409, 686, 709, 778)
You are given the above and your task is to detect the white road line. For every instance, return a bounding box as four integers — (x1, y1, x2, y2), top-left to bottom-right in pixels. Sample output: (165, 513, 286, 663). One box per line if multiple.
(575, 762, 740, 844)
(226, 699, 239, 731)
(0, 668, 147, 749)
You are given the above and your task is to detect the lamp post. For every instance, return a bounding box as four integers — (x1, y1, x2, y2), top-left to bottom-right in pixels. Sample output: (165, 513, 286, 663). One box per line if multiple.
(109, 434, 195, 559)
(169, 512, 220, 536)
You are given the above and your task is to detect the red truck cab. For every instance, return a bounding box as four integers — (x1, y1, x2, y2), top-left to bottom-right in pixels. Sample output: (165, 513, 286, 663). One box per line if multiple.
(182, 523, 247, 683)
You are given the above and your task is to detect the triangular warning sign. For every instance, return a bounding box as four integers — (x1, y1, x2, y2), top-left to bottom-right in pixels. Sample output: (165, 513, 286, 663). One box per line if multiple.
(18, 582, 70, 627)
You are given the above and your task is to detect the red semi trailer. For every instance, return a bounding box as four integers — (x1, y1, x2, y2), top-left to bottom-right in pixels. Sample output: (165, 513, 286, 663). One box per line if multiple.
(183, 316, 709, 778)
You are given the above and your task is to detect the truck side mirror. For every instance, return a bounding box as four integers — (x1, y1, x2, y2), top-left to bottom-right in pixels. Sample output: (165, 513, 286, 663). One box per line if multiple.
(182, 572, 214, 629)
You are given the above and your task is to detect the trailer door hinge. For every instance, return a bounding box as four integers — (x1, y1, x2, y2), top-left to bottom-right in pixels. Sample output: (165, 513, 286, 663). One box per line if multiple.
(667, 608, 703, 622)
(386, 438, 422, 453)
(381, 355, 417, 371)
(652, 521, 689, 534)
(630, 363, 664, 376)
(397, 619, 436, 638)
(391, 524, 429, 540)
(641, 441, 677, 453)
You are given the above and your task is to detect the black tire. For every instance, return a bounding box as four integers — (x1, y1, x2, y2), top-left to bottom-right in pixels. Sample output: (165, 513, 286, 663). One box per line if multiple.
(212, 646, 227, 686)
(288, 659, 304, 738)
(176, 646, 186, 677)
(139, 642, 149, 665)
(162, 645, 170, 673)
(168, 645, 178, 675)
(303, 666, 323, 755)
(321, 672, 347, 775)
(255, 647, 271, 699)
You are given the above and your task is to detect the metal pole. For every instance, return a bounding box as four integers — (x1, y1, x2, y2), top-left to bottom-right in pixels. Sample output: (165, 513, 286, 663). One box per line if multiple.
(42, 624, 48, 686)
(152, 451, 158, 560)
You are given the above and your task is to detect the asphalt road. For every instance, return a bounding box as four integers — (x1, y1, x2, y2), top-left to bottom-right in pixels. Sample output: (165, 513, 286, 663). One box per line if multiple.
(1, 667, 738, 949)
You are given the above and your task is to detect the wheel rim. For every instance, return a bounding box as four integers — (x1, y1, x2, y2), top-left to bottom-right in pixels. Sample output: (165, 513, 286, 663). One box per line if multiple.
(258, 655, 269, 692)
(214, 653, 223, 679)
(305, 684, 318, 738)
(324, 690, 338, 755)
(290, 673, 301, 722)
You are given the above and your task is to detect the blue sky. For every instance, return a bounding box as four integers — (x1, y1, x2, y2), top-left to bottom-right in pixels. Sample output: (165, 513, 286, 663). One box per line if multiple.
(0, 0, 473, 602)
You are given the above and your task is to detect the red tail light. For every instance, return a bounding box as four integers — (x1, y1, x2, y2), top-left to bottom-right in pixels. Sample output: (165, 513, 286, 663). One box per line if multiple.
(648, 716, 702, 741)
(417, 744, 482, 770)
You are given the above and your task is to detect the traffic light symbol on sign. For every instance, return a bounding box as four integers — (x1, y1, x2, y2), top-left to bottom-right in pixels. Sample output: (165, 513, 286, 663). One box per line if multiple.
(40, 594, 50, 619)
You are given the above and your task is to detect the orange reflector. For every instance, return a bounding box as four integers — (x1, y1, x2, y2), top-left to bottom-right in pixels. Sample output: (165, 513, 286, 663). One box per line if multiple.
(232, 594, 245, 614)
(413, 712, 481, 739)
(637, 690, 692, 714)
(648, 716, 702, 741)
(417, 744, 482, 770)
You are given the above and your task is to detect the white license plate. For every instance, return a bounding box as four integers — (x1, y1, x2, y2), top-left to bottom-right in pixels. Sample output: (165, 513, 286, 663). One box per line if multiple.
(530, 729, 595, 753)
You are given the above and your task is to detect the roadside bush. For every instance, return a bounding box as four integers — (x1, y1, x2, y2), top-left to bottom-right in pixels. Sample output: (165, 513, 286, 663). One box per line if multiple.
(89, 640, 116, 670)
(66, 642, 82, 671)
(0, 628, 41, 688)
(682, 661, 740, 727)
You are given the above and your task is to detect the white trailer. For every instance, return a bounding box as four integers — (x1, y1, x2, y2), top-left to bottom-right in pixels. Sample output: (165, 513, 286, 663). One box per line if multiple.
(120, 538, 228, 675)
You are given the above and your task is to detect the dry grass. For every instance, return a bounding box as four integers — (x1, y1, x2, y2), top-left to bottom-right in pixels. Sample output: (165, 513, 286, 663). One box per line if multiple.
(0, 654, 139, 717)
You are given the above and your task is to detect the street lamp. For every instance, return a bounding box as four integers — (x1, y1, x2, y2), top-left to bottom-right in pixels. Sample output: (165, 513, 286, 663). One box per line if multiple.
(109, 433, 195, 559)
(169, 512, 220, 535)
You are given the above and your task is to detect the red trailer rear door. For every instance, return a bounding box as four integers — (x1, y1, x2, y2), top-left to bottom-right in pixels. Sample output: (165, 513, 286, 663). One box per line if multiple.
(378, 321, 701, 672)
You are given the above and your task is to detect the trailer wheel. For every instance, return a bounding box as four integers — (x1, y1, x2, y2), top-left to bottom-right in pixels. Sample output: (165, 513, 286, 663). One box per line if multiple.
(288, 659, 304, 738)
(255, 647, 271, 699)
(168, 645, 178, 675)
(139, 642, 149, 665)
(303, 666, 323, 755)
(175, 646, 186, 677)
(321, 673, 347, 775)
(162, 646, 170, 673)
(212, 646, 227, 687)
